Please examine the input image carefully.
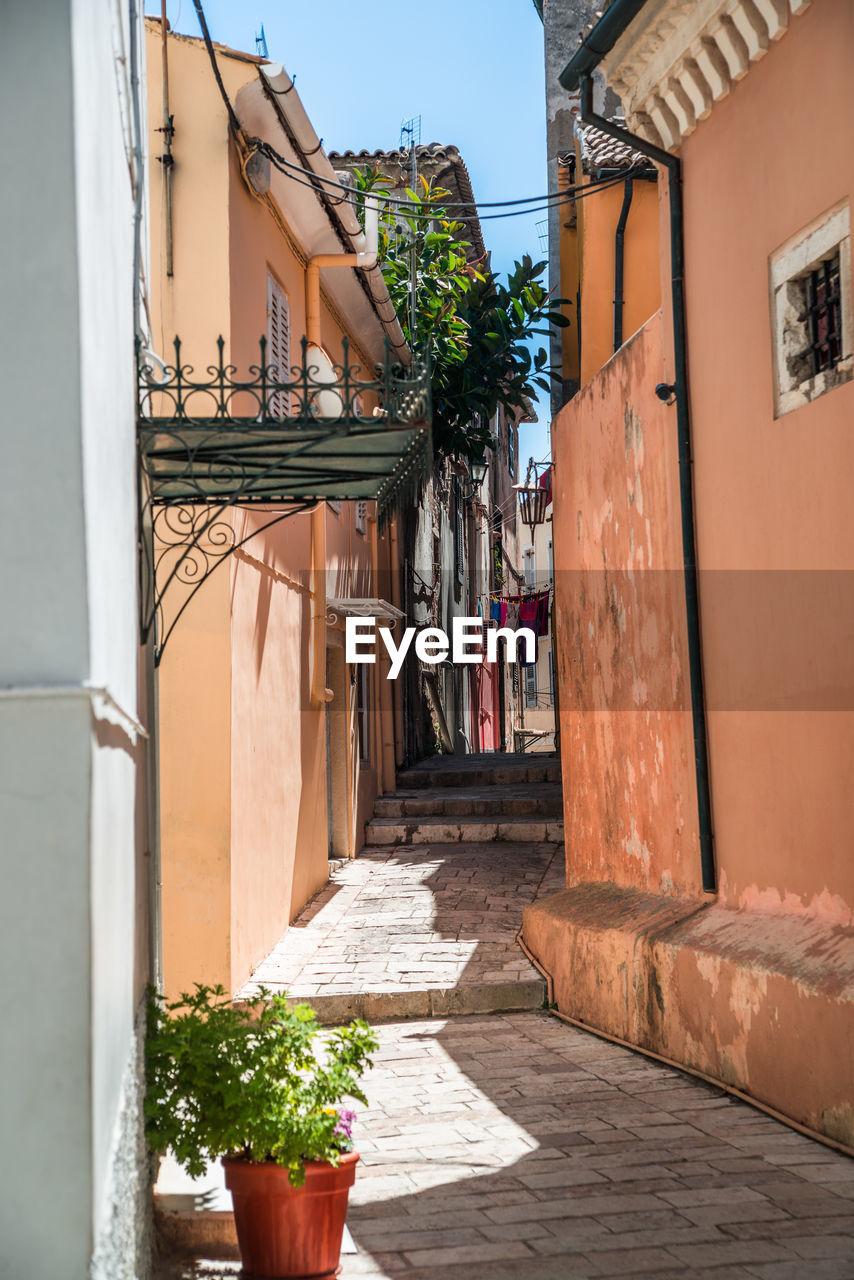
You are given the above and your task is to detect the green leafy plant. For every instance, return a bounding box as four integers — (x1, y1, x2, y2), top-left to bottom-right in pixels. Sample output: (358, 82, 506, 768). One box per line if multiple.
(354, 167, 569, 458)
(145, 984, 377, 1186)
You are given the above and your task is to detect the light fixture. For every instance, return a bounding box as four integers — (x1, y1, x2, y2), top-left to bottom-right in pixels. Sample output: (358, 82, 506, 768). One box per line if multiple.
(461, 452, 489, 501)
(513, 457, 552, 530)
(470, 454, 488, 487)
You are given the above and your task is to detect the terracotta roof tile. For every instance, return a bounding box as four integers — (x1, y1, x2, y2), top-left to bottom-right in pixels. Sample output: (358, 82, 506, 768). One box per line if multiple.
(575, 119, 657, 175)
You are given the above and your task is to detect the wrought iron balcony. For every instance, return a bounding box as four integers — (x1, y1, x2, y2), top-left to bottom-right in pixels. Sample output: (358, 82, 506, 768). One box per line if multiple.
(137, 334, 431, 519)
(136, 334, 431, 663)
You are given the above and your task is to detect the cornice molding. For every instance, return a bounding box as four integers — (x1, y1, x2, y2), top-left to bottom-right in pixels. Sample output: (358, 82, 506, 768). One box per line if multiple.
(600, 0, 812, 151)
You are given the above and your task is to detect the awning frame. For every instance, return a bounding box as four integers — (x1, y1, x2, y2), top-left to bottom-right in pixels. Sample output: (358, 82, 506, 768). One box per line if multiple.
(137, 334, 431, 664)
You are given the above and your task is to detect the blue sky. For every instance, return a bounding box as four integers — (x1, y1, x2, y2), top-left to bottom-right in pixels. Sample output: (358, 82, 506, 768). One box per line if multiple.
(146, 0, 551, 459)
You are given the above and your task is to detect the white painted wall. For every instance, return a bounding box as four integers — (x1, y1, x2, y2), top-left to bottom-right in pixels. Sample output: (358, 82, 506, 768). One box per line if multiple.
(0, 1, 151, 1276)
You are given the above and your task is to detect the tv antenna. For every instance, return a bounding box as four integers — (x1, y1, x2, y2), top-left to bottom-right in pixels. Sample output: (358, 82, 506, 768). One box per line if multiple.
(255, 24, 268, 58)
(399, 115, 421, 341)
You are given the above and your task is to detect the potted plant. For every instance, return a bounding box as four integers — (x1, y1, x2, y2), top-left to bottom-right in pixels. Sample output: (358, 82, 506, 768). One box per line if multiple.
(145, 984, 377, 1279)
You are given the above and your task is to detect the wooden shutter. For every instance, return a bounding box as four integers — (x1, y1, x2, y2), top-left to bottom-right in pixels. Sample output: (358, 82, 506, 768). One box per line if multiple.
(355, 500, 367, 535)
(266, 273, 290, 416)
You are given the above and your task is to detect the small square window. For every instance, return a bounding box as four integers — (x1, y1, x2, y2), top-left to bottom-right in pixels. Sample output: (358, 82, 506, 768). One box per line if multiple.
(770, 202, 852, 417)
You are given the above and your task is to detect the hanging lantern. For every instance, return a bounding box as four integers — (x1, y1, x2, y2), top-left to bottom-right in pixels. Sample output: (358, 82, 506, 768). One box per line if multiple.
(514, 480, 549, 529)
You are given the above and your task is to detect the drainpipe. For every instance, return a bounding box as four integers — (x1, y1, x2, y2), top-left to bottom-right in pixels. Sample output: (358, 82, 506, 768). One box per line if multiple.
(306, 200, 380, 708)
(561, 52, 715, 892)
(613, 177, 633, 352)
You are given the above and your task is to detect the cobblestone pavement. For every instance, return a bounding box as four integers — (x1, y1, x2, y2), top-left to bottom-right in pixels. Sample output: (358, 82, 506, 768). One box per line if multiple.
(337, 1014, 854, 1278)
(237, 842, 565, 1021)
(165, 1011, 854, 1279)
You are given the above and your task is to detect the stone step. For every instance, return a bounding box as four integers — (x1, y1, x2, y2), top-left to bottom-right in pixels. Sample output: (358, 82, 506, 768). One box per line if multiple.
(364, 813, 564, 845)
(374, 783, 563, 819)
(396, 761, 562, 790)
(282, 977, 548, 1026)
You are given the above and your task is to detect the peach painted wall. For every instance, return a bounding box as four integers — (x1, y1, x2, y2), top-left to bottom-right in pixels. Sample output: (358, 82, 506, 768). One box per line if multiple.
(681, 0, 854, 921)
(577, 176, 661, 386)
(552, 311, 703, 896)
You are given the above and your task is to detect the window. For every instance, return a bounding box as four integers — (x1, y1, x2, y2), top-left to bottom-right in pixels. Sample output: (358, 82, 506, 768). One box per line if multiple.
(770, 202, 851, 417)
(355, 501, 367, 536)
(523, 546, 536, 588)
(356, 665, 370, 762)
(547, 539, 554, 587)
(266, 272, 290, 416)
(524, 664, 537, 709)
(507, 418, 517, 478)
(806, 256, 842, 376)
(454, 479, 465, 585)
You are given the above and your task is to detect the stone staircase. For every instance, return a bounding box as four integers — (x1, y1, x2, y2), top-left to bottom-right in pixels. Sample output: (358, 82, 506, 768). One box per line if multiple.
(365, 753, 564, 847)
(239, 752, 566, 1024)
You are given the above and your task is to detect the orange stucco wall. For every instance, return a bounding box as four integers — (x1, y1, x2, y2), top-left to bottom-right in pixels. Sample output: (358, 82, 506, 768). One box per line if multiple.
(148, 24, 399, 998)
(551, 312, 702, 896)
(577, 175, 661, 387)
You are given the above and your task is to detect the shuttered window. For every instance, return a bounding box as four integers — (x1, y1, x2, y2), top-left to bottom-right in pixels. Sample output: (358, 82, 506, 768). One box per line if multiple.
(355, 501, 367, 536)
(266, 272, 290, 416)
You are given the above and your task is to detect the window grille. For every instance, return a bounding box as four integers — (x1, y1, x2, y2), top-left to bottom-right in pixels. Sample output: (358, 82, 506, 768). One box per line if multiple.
(806, 254, 842, 376)
(266, 273, 290, 415)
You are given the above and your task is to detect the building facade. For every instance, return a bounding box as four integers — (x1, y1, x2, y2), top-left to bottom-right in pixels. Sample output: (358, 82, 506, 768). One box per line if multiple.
(0, 3, 152, 1276)
(526, 0, 854, 1149)
(144, 22, 417, 999)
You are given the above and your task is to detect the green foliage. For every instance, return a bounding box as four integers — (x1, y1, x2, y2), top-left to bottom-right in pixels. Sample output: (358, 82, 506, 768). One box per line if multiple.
(355, 167, 569, 459)
(145, 984, 377, 1186)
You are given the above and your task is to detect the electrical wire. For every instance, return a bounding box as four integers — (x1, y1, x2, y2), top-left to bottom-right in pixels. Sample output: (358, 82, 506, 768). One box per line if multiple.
(188, 0, 648, 224)
(256, 137, 647, 218)
(257, 140, 641, 224)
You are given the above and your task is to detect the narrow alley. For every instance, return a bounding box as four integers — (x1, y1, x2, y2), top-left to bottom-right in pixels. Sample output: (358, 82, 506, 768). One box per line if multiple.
(156, 758, 854, 1279)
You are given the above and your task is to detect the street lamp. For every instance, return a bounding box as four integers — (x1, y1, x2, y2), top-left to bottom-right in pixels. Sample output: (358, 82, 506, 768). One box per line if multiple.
(462, 453, 489, 501)
(514, 458, 551, 530)
(470, 454, 488, 487)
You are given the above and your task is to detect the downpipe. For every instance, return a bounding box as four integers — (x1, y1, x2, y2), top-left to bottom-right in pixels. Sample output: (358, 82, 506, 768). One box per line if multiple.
(305, 200, 380, 708)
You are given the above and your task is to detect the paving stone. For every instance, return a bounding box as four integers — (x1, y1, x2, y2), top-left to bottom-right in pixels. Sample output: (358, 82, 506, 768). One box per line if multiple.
(157, 755, 854, 1280)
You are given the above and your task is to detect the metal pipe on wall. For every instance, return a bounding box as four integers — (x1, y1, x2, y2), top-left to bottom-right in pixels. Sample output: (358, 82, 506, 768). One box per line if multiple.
(613, 177, 633, 351)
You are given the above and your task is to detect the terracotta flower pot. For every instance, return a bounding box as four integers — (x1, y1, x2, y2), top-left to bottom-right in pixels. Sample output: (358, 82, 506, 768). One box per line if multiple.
(223, 1152, 359, 1279)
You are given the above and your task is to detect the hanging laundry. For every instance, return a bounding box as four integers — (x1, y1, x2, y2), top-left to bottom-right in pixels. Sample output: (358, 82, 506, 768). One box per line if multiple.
(519, 597, 539, 665)
(537, 590, 551, 637)
(506, 598, 520, 630)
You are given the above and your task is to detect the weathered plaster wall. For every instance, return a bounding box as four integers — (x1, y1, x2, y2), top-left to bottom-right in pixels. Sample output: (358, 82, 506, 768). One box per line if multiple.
(524, 883, 854, 1143)
(551, 312, 702, 896)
